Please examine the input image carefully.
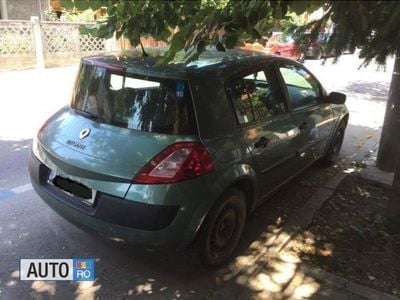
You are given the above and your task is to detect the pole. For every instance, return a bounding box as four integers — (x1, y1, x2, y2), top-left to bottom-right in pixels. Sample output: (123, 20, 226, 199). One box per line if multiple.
(31, 16, 45, 69)
(1, 0, 8, 20)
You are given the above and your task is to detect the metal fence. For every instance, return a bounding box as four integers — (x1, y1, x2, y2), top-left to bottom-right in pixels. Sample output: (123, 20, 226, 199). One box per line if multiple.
(0, 18, 106, 69)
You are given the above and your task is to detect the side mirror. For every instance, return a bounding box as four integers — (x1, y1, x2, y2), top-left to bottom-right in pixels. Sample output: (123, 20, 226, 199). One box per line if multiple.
(326, 92, 346, 104)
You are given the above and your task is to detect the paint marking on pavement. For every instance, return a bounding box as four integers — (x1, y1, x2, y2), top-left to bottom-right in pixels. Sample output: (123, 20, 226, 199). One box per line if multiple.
(11, 183, 33, 194)
(0, 191, 16, 200)
(0, 183, 33, 200)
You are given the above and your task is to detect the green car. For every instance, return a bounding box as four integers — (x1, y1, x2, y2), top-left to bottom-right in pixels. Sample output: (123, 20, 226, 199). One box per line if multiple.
(29, 49, 348, 267)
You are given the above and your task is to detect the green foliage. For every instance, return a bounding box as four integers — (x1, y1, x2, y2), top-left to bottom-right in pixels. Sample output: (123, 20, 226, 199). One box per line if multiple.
(89, 0, 309, 63)
(62, 0, 107, 11)
(45, 8, 97, 22)
(292, 1, 400, 66)
(87, 0, 400, 66)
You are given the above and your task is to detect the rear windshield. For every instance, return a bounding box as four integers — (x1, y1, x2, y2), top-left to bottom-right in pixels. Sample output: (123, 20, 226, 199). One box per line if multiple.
(71, 63, 197, 135)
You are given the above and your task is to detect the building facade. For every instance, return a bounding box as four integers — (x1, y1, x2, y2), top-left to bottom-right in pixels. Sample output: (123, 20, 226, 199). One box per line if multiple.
(0, 0, 49, 20)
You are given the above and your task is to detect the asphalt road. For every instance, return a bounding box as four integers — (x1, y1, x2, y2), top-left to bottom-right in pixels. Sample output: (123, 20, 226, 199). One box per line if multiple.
(0, 53, 393, 299)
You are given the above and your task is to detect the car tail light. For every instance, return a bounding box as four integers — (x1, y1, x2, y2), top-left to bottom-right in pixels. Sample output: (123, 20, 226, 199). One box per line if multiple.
(133, 142, 215, 184)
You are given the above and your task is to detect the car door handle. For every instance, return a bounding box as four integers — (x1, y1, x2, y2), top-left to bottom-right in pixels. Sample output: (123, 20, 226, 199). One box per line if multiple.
(254, 137, 270, 148)
(299, 121, 308, 131)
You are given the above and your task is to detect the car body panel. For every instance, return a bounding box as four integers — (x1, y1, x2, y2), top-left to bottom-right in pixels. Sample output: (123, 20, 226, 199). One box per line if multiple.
(30, 49, 349, 249)
(37, 106, 199, 181)
(291, 104, 336, 168)
(30, 143, 258, 248)
(239, 113, 300, 198)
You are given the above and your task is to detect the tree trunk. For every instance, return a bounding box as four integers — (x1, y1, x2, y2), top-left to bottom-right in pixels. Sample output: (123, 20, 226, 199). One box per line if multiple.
(376, 55, 400, 172)
(393, 159, 400, 192)
(386, 161, 400, 230)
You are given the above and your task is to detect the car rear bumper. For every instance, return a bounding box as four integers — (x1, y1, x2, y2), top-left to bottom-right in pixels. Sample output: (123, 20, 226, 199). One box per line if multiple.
(29, 151, 207, 249)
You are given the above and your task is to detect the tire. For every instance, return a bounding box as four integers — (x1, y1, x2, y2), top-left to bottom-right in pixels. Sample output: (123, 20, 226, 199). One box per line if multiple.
(321, 121, 346, 165)
(197, 188, 247, 268)
(313, 47, 322, 60)
(297, 52, 305, 63)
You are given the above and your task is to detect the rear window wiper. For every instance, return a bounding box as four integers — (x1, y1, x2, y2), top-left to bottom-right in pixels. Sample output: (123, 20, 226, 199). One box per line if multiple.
(73, 109, 105, 122)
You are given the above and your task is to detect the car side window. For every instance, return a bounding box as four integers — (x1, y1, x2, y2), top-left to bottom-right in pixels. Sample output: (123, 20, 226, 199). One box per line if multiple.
(279, 64, 321, 110)
(226, 78, 255, 124)
(226, 69, 286, 125)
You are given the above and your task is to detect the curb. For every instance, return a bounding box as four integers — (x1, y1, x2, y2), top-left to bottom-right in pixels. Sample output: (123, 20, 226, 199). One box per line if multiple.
(359, 140, 394, 188)
(351, 128, 382, 163)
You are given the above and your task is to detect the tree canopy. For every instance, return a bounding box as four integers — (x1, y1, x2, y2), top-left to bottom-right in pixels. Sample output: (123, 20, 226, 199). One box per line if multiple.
(88, 1, 318, 62)
(89, 0, 400, 65)
(297, 1, 400, 65)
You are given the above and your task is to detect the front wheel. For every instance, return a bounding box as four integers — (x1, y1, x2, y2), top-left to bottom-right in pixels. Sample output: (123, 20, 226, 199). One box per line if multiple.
(313, 47, 322, 60)
(321, 121, 346, 164)
(197, 188, 247, 268)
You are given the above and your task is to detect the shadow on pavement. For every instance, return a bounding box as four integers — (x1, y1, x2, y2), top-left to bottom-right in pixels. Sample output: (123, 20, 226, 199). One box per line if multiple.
(0, 138, 32, 189)
(341, 80, 390, 102)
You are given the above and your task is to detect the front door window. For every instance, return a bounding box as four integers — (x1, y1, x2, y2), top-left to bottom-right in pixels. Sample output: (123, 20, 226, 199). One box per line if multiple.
(278, 64, 321, 110)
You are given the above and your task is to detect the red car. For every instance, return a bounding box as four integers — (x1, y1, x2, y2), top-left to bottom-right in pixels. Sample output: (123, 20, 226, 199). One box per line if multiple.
(266, 32, 304, 62)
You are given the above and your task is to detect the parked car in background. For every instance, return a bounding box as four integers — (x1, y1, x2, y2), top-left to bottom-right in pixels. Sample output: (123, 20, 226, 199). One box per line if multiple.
(304, 32, 355, 59)
(266, 32, 304, 62)
(241, 41, 266, 53)
(242, 32, 304, 62)
(305, 32, 332, 59)
(30, 48, 348, 267)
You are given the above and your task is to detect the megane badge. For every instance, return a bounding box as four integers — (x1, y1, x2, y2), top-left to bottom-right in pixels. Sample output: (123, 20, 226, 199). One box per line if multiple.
(79, 128, 91, 140)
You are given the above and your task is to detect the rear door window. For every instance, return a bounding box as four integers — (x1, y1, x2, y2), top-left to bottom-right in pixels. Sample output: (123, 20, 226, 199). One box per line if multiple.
(72, 64, 197, 135)
(226, 78, 255, 124)
(226, 68, 287, 125)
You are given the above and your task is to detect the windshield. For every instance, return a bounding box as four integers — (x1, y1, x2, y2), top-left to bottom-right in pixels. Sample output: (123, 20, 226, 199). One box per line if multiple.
(71, 64, 197, 135)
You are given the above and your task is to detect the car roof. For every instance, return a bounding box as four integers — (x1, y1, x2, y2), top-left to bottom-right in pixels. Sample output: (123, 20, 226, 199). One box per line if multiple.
(82, 47, 290, 79)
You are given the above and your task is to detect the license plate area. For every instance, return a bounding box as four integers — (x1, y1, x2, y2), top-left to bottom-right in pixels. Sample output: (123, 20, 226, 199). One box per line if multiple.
(49, 171, 96, 207)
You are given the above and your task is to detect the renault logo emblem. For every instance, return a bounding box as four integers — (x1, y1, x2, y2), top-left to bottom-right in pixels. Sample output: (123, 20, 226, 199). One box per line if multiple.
(79, 128, 91, 140)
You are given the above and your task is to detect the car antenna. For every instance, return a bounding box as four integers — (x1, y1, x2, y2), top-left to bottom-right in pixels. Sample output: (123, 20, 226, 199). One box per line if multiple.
(140, 41, 149, 57)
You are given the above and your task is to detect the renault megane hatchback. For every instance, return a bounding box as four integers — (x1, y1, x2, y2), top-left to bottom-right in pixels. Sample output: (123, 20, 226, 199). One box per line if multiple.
(29, 48, 348, 267)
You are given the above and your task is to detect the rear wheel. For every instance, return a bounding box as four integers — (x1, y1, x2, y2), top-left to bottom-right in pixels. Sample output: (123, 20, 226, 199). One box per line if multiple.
(197, 188, 247, 268)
